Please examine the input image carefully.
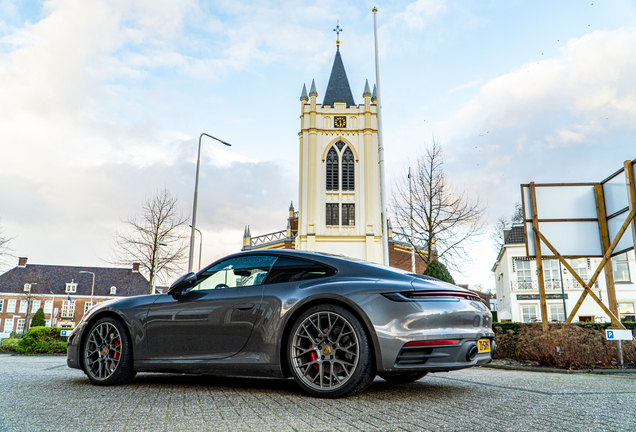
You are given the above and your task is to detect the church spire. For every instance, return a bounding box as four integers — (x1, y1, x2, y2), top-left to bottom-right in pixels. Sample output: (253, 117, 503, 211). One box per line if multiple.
(322, 42, 355, 107)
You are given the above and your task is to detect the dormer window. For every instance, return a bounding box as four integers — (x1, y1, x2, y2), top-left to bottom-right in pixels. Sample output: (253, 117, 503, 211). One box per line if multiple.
(23, 283, 32, 292)
(110, 286, 117, 295)
(66, 282, 77, 293)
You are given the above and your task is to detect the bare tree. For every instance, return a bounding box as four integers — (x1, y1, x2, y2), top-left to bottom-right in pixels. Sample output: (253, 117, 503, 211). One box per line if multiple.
(110, 188, 189, 293)
(491, 202, 523, 252)
(0, 217, 14, 271)
(391, 139, 486, 273)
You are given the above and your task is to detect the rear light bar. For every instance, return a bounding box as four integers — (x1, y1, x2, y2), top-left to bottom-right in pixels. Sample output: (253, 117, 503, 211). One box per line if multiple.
(404, 339, 460, 348)
(404, 291, 481, 301)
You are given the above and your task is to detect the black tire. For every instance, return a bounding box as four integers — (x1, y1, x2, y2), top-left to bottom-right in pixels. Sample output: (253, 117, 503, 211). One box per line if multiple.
(379, 372, 428, 384)
(287, 304, 374, 398)
(82, 316, 135, 386)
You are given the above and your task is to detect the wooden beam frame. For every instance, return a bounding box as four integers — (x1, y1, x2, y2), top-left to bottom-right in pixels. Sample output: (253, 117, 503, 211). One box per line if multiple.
(625, 161, 636, 254)
(594, 184, 620, 321)
(529, 183, 549, 334)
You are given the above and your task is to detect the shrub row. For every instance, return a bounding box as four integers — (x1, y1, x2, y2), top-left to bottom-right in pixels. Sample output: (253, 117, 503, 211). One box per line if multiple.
(5, 327, 68, 354)
(493, 322, 636, 369)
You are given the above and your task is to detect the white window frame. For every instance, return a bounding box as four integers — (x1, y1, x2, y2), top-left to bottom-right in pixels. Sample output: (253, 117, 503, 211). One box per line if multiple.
(45, 319, 51, 328)
(61, 300, 75, 319)
(84, 302, 93, 314)
(44, 300, 53, 314)
(521, 304, 538, 323)
(19, 300, 27, 314)
(618, 302, 635, 322)
(3, 318, 14, 333)
(16, 319, 25, 333)
(516, 259, 533, 289)
(110, 286, 117, 295)
(23, 283, 31, 292)
(0, 299, 3, 312)
(65, 283, 77, 293)
(31, 299, 41, 313)
(7, 299, 16, 313)
(549, 304, 566, 322)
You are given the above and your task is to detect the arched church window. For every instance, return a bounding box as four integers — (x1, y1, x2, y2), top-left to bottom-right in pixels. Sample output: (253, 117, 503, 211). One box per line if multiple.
(342, 147, 355, 191)
(326, 147, 339, 191)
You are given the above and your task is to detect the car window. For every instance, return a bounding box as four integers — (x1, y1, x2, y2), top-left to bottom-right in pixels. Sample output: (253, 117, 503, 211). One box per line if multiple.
(263, 257, 336, 285)
(191, 256, 277, 291)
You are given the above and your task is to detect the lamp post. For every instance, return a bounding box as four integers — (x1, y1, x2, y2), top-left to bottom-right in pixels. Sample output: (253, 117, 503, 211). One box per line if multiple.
(189, 224, 203, 272)
(153, 241, 168, 295)
(79, 271, 95, 305)
(189, 133, 232, 272)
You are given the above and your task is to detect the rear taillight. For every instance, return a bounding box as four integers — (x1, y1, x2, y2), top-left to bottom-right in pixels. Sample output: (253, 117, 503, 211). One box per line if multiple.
(404, 339, 460, 348)
(404, 291, 481, 301)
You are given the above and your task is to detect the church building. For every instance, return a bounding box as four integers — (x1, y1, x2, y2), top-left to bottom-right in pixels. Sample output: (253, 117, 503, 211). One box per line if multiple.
(242, 36, 429, 273)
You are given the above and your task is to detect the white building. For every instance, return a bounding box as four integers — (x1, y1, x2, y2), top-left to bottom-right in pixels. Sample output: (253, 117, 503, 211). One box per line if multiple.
(492, 224, 636, 323)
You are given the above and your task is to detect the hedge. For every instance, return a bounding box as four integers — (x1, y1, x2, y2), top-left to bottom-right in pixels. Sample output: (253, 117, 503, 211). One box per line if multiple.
(14, 327, 67, 354)
(493, 322, 636, 369)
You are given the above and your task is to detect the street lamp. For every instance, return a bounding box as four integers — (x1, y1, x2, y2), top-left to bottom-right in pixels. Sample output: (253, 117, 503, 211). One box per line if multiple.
(189, 224, 203, 272)
(189, 133, 231, 272)
(79, 271, 95, 305)
(152, 241, 168, 295)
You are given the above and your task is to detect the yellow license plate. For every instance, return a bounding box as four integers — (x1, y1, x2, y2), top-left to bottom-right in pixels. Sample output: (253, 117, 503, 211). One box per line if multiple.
(477, 339, 491, 353)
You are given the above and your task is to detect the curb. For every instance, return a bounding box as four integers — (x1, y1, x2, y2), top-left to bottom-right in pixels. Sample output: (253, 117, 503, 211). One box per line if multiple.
(480, 364, 636, 374)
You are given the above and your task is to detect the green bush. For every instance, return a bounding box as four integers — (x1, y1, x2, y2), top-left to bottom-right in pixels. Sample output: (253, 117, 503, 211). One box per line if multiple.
(423, 260, 455, 284)
(0, 338, 20, 353)
(15, 327, 67, 354)
(31, 308, 46, 328)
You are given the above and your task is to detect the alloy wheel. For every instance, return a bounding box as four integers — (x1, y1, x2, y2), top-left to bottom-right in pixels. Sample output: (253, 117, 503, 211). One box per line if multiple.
(290, 311, 359, 391)
(84, 322, 122, 381)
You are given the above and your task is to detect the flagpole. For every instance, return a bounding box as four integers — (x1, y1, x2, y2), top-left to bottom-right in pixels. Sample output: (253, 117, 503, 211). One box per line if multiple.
(373, 7, 390, 266)
(409, 167, 415, 273)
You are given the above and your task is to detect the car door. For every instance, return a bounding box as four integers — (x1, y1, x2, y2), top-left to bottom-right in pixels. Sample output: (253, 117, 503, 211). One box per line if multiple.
(145, 255, 277, 360)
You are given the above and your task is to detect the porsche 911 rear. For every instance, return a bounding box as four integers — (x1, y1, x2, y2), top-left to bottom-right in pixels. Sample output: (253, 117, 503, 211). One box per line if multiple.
(363, 281, 495, 374)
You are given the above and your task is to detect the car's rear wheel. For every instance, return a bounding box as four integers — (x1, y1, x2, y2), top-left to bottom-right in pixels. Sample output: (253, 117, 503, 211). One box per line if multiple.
(82, 316, 135, 386)
(379, 372, 427, 384)
(288, 304, 374, 398)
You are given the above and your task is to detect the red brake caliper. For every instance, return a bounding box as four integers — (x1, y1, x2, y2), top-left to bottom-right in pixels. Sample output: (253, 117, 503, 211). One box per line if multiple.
(113, 339, 120, 360)
(309, 345, 318, 370)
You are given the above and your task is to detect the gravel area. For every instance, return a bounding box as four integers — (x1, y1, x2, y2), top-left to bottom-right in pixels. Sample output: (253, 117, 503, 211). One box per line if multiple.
(1, 354, 635, 431)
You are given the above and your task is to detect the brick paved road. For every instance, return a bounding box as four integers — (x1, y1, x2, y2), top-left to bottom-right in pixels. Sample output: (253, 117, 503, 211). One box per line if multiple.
(1, 354, 635, 432)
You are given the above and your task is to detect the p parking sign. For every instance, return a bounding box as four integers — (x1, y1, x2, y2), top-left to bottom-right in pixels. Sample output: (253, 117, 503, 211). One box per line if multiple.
(605, 329, 634, 341)
(60, 330, 72, 337)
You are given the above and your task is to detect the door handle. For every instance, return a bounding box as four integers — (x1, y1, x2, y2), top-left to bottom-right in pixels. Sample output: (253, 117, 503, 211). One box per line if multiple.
(237, 304, 255, 311)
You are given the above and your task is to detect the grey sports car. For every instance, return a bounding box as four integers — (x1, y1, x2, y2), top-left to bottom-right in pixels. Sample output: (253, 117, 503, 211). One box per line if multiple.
(67, 250, 495, 398)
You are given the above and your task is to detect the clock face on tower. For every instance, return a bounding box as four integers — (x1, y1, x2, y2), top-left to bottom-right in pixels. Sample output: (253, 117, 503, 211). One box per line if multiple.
(334, 116, 346, 128)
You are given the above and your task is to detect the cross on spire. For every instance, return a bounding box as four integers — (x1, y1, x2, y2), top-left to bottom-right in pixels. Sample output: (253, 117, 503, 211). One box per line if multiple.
(334, 20, 342, 48)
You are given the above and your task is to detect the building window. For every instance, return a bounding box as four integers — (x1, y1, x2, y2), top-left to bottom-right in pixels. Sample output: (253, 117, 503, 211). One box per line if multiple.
(613, 253, 631, 283)
(326, 148, 339, 191)
(84, 302, 93, 314)
(66, 282, 77, 293)
(619, 302, 635, 322)
(521, 305, 538, 323)
(19, 300, 27, 314)
(341, 147, 355, 191)
(23, 283, 32, 292)
(45, 320, 51, 328)
(110, 286, 117, 295)
(326, 203, 339, 226)
(569, 258, 588, 285)
(7, 299, 16, 313)
(4, 318, 14, 333)
(0, 299, 3, 312)
(31, 300, 41, 313)
(44, 300, 53, 314)
(16, 319, 25, 334)
(543, 259, 560, 290)
(342, 204, 355, 226)
(516, 259, 532, 289)
(549, 304, 565, 322)
(61, 300, 75, 319)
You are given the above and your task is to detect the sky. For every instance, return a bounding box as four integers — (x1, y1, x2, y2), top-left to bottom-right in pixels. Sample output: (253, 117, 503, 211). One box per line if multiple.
(1, 0, 635, 290)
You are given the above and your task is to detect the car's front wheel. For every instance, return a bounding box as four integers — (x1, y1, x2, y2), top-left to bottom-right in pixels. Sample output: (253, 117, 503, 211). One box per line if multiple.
(288, 304, 374, 398)
(379, 372, 427, 384)
(82, 316, 135, 386)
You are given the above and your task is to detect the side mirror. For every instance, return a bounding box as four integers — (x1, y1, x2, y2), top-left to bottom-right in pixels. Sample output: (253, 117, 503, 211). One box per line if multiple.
(168, 272, 197, 297)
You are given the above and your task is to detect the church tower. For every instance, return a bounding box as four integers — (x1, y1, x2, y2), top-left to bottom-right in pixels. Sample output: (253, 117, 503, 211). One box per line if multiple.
(295, 38, 383, 263)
